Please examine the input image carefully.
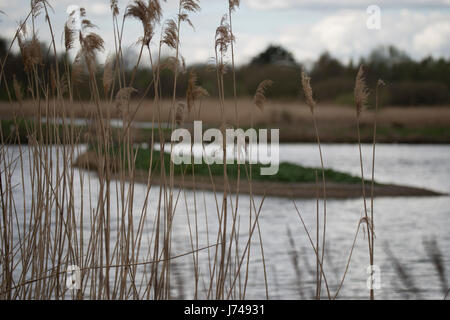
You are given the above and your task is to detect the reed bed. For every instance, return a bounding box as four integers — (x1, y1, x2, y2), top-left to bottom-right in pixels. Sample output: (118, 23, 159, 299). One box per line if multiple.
(1, 0, 444, 300)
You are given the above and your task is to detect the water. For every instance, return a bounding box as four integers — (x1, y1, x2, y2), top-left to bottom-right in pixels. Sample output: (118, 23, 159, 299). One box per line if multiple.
(3, 143, 450, 300)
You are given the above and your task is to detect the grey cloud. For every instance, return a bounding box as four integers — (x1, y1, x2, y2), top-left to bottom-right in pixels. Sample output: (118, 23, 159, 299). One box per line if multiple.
(246, 0, 450, 10)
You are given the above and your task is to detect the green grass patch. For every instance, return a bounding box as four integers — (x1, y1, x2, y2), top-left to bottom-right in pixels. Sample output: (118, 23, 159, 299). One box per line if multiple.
(124, 146, 370, 184)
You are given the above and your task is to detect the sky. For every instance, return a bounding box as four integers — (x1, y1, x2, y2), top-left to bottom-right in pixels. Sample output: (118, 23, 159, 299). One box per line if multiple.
(0, 0, 449, 67)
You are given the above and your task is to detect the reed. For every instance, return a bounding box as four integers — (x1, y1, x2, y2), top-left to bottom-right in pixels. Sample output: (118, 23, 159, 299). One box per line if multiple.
(1, 0, 436, 302)
(300, 70, 328, 299)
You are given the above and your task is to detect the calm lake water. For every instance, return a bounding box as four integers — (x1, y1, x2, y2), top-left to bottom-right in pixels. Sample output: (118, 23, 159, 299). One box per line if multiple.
(5, 143, 450, 300)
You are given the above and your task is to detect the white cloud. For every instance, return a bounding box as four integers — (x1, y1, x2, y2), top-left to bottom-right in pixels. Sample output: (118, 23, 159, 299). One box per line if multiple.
(245, 0, 450, 10)
(272, 9, 450, 63)
(89, 3, 110, 16)
(413, 21, 450, 57)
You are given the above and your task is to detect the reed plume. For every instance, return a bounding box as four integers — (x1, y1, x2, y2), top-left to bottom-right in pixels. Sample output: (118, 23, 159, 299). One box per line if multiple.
(125, 0, 162, 46)
(110, 0, 119, 17)
(180, 0, 200, 12)
(17, 24, 42, 72)
(64, 22, 75, 51)
(215, 14, 233, 56)
(301, 70, 316, 113)
(79, 33, 104, 74)
(354, 65, 369, 117)
(31, 0, 47, 18)
(178, 0, 201, 30)
(175, 101, 186, 126)
(160, 56, 184, 74)
(186, 71, 208, 113)
(162, 19, 178, 50)
(69, 9, 104, 76)
(253, 79, 273, 111)
(229, 0, 240, 11)
(116, 87, 137, 108)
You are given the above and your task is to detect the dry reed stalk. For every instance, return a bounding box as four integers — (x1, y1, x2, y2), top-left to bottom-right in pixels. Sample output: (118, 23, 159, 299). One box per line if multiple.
(213, 13, 234, 299)
(292, 200, 331, 298)
(369, 79, 385, 299)
(226, 4, 243, 297)
(301, 70, 328, 299)
(354, 65, 374, 299)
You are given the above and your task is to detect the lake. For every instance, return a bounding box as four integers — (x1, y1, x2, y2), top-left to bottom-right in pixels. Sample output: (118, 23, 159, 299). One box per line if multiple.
(4, 143, 450, 299)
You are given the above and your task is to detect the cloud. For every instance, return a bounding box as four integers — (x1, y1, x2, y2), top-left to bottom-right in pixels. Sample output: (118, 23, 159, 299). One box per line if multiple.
(245, 0, 450, 10)
(413, 21, 450, 57)
(274, 9, 450, 63)
(1, 1, 449, 67)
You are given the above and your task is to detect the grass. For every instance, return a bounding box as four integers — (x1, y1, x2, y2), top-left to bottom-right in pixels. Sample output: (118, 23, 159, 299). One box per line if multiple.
(108, 146, 370, 184)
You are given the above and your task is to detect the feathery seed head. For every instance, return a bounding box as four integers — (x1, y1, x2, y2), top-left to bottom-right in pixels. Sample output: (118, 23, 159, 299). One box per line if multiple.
(354, 65, 369, 117)
(72, 9, 105, 76)
(215, 14, 233, 56)
(253, 79, 273, 111)
(229, 0, 240, 11)
(160, 56, 184, 74)
(186, 71, 208, 113)
(17, 25, 42, 72)
(126, 0, 162, 46)
(79, 31, 104, 75)
(162, 19, 178, 50)
(110, 0, 119, 16)
(64, 22, 75, 51)
(116, 87, 137, 115)
(301, 70, 316, 113)
(31, 0, 47, 18)
(180, 0, 200, 13)
(81, 19, 97, 30)
(175, 101, 186, 126)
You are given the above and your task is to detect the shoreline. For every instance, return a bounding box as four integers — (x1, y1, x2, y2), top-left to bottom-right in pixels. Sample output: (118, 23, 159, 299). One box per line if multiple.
(129, 172, 445, 199)
(2, 101, 450, 144)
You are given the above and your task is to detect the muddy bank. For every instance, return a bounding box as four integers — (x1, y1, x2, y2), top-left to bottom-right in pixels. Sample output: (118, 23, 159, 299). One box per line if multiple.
(132, 173, 443, 199)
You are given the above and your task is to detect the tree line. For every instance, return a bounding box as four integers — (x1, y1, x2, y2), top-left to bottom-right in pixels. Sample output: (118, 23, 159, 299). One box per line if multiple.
(1, 38, 449, 106)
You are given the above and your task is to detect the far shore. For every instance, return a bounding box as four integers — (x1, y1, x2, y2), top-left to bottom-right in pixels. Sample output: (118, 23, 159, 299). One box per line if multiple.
(1, 99, 450, 143)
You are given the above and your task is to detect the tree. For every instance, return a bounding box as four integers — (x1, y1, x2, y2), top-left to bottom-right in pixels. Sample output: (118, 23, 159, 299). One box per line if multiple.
(310, 52, 345, 80)
(250, 45, 297, 66)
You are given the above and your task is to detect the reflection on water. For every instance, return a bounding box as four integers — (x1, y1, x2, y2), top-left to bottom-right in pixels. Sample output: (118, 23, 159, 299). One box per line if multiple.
(4, 143, 450, 299)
